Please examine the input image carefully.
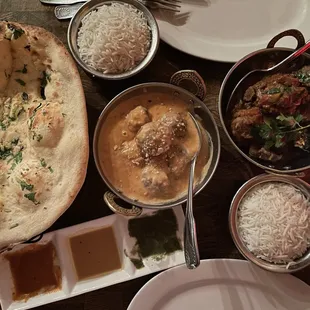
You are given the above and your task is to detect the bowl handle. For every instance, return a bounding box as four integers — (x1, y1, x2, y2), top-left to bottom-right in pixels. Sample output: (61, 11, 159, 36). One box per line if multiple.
(267, 29, 305, 49)
(103, 192, 143, 217)
(170, 70, 207, 101)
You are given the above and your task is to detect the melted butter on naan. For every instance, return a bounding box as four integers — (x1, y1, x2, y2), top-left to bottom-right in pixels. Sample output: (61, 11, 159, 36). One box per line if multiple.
(29, 101, 64, 148)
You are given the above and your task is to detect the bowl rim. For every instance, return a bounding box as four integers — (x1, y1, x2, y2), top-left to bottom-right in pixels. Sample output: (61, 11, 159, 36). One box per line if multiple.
(92, 82, 221, 209)
(218, 46, 310, 174)
(229, 173, 310, 273)
(67, 0, 159, 80)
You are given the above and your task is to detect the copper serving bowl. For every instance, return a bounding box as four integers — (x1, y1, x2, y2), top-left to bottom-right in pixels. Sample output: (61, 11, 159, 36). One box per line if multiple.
(219, 29, 310, 175)
(93, 70, 220, 216)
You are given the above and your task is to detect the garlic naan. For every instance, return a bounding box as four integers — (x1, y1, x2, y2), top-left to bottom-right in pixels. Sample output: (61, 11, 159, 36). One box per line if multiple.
(0, 22, 89, 250)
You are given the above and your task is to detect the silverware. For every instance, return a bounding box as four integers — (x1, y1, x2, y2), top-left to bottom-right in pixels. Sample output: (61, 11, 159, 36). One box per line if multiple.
(55, 0, 180, 19)
(227, 39, 310, 113)
(41, 0, 87, 4)
(55, 3, 86, 19)
(184, 113, 202, 270)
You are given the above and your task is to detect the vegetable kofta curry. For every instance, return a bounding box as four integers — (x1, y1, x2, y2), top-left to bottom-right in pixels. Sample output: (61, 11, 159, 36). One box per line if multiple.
(98, 92, 211, 204)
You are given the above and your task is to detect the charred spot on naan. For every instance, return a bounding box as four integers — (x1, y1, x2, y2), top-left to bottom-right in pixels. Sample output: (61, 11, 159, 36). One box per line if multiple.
(3, 23, 25, 41)
(28, 102, 64, 147)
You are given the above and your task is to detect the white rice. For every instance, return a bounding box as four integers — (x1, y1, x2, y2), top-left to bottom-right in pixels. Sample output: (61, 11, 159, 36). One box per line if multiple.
(77, 3, 151, 74)
(238, 182, 310, 264)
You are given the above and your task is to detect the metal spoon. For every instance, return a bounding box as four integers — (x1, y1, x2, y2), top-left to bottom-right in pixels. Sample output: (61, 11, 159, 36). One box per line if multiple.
(227, 40, 310, 113)
(184, 113, 202, 270)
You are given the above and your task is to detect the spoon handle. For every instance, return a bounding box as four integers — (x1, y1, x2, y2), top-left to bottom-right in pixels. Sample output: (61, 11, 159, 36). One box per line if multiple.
(268, 40, 310, 72)
(54, 3, 83, 19)
(184, 158, 200, 269)
(41, 0, 87, 4)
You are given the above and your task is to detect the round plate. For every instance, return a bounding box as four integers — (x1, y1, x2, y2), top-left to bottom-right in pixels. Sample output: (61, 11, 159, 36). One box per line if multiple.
(128, 259, 310, 310)
(154, 0, 310, 62)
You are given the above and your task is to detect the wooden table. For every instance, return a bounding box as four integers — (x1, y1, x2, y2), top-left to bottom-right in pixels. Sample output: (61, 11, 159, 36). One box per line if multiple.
(1, 1, 309, 309)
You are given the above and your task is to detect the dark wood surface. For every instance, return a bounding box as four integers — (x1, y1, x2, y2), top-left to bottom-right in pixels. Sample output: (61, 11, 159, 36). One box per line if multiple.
(1, 1, 309, 309)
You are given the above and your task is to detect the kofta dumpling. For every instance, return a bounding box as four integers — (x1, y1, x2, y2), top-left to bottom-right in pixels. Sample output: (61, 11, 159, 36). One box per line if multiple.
(159, 112, 187, 137)
(126, 106, 151, 132)
(121, 140, 144, 166)
(136, 122, 173, 158)
(141, 165, 170, 194)
(168, 145, 191, 177)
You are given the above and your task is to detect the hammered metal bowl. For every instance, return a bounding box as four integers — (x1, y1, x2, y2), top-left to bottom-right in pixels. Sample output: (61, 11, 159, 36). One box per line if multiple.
(219, 29, 310, 174)
(67, 0, 159, 80)
(229, 174, 310, 273)
(93, 71, 220, 216)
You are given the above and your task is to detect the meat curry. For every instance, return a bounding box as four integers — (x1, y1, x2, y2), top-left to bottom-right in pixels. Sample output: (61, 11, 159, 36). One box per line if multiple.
(98, 92, 211, 204)
(231, 65, 310, 165)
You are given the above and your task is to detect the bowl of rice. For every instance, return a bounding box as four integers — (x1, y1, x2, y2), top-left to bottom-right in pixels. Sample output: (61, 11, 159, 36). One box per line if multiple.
(67, 0, 159, 80)
(229, 174, 310, 273)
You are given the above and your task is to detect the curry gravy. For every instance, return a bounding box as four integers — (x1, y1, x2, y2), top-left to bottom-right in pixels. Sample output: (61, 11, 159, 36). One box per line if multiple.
(69, 226, 122, 281)
(5, 242, 61, 301)
(98, 92, 210, 204)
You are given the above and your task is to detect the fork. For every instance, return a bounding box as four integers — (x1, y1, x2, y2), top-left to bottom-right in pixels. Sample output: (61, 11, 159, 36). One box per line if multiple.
(42, 0, 181, 5)
(43, 0, 181, 20)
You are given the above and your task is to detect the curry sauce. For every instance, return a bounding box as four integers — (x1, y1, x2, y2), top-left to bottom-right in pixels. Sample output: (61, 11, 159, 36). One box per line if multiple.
(5, 242, 61, 301)
(69, 226, 122, 281)
(98, 92, 211, 204)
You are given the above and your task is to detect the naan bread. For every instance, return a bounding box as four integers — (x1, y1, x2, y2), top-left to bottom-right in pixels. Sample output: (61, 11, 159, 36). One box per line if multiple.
(0, 22, 89, 250)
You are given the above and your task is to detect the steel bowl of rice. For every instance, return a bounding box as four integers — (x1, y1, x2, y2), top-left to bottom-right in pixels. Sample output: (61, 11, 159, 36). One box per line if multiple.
(229, 173, 310, 273)
(67, 0, 159, 80)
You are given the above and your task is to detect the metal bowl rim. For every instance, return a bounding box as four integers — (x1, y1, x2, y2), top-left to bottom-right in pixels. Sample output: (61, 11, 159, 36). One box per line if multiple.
(229, 173, 310, 273)
(218, 46, 310, 174)
(93, 82, 221, 209)
(67, 0, 159, 80)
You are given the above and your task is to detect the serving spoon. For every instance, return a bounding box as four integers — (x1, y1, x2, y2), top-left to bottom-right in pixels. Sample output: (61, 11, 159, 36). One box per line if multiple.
(227, 40, 310, 113)
(184, 113, 202, 270)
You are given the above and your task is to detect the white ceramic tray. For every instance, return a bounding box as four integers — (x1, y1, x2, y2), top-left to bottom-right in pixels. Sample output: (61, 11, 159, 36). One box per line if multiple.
(0, 206, 185, 310)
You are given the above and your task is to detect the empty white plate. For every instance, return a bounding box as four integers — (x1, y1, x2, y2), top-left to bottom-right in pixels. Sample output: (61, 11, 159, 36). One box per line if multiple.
(128, 259, 310, 310)
(155, 0, 310, 62)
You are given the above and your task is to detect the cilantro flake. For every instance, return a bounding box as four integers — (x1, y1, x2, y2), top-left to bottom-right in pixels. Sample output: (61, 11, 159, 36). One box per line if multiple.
(19, 180, 34, 191)
(24, 192, 39, 205)
(40, 158, 47, 167)
(15, 79, 25, 86)
(15, 64, 27, 74)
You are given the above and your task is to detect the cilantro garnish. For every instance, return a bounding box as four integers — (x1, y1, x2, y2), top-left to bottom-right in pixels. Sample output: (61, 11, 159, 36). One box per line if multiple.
(40, 158, 47, 167)
(15, 64, 27, 74)
(15, 78, 25, 86)
(7, 24, 24, 40)
(24, 192, 40, 205)
(19, 180, 34, 191)
(252, 114, 310, 150)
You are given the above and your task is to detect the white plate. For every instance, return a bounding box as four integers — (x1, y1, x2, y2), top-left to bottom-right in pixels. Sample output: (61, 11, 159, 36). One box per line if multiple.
(128, 259, 310, 310)
(154, 0, 310, 62)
